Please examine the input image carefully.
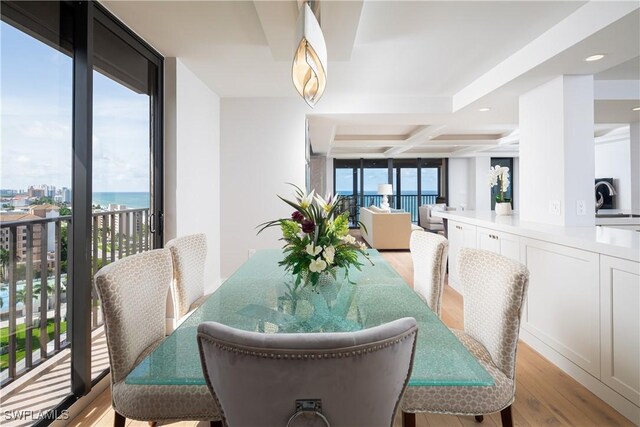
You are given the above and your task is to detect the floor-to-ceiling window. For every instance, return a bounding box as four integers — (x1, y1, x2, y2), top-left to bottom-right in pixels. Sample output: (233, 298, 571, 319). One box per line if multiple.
(1, 1, 163, 421)
(333, 158, 448, 225)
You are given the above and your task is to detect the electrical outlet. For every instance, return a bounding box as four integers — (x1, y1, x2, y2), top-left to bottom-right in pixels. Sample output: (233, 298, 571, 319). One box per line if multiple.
(576, 200, 586, 216)
(549, 200, 561, 216)
(248, 249, 256, 258)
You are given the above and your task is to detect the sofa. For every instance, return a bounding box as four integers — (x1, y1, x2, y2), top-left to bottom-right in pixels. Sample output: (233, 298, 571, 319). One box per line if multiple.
(418, 204, 455, 233)
(359, 207, 422, 250)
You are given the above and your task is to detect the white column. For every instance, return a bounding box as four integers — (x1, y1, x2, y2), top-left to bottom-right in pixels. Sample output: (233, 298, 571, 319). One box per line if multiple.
(474, 157, 492, 211)
(519, 75, 595, 226)
(630, 122, 640, 211)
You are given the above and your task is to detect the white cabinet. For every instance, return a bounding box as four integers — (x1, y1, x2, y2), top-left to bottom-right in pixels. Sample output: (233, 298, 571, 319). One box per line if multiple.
(600, 255, 640, 405)
(477, 227, 520, 262)
(447, 220, 477, 292)
(521, 238, 601, 377)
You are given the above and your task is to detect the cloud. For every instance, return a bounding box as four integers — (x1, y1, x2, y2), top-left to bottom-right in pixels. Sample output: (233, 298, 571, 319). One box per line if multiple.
(20, 121, 70, 140)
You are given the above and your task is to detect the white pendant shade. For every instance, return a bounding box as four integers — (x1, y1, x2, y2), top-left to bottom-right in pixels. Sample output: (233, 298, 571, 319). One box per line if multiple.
(292, 3, 327, 108)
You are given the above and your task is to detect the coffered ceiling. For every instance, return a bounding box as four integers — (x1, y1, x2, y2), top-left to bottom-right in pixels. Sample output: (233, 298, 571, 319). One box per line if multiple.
(101, 1, 640, 159)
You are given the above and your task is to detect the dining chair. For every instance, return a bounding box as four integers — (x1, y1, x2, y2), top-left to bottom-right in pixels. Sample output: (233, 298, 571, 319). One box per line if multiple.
(166, 233, 210, 329)
(197, 317, 419, 427)
(95, 248, 221, 427)
(409, 230, 448, 317)
(401, 248, 529, 427)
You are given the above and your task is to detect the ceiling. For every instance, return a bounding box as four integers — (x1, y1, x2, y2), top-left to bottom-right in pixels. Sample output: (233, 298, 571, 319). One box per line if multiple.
(101, 1, 640, 159)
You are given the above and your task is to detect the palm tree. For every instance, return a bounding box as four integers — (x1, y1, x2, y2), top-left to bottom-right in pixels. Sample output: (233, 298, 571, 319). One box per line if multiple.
(0, 248, 9, 283)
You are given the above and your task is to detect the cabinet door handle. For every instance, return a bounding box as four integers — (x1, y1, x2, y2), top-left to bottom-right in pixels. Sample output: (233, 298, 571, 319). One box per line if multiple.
(456, 225, 462, 230)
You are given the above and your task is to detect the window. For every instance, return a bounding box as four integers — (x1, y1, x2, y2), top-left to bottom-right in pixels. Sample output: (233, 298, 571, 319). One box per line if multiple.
(333, 158, 448, 224)
(1, 1, 163, 419)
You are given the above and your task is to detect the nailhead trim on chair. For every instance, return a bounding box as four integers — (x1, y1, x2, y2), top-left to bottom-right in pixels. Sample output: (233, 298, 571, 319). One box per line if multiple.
(204, 332, 417, 360)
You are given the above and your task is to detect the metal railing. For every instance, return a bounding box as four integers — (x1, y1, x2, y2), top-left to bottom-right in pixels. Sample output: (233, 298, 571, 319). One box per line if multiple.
(0, 207, 150, 385)
(342, 194, 438, 225)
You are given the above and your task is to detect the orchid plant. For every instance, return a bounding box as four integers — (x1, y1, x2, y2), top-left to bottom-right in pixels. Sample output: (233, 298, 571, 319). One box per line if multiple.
(258, 184, 372, 288)
(488, 165, 511, 203)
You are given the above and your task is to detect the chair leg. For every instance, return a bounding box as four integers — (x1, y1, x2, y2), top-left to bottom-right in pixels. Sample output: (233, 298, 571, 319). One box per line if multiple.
(475, 415, 484, 422)
(114, 412, 126, 427)
(210, 421, 223, 427)
(500, 405, 513, 427)
(402, 411, 416, 427)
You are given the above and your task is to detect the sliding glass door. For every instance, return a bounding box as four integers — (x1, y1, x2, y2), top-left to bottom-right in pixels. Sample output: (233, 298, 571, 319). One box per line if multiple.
(333, 158, 448, 224)
(1, 1, 163, 420)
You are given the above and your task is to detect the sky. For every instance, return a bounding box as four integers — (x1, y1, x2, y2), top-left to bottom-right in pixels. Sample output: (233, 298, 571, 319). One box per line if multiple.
(1, 21, 150, 193)
(335, 167, 438, 194)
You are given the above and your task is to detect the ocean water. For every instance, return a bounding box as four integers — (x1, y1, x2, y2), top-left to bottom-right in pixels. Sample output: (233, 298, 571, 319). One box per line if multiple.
(92, 192, 149, 209)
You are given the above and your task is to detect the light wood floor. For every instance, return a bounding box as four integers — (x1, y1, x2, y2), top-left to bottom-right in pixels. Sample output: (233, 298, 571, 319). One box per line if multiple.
(68, 251, 635, 427)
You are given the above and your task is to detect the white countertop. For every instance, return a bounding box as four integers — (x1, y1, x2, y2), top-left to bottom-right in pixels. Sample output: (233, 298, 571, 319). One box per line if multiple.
(433, 210, 639, 262)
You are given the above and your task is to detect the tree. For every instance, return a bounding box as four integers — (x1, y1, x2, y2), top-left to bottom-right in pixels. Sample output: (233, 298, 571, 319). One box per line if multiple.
(60, 225, 68, 274)
(33, 197, 55, 205)
(0, 248, 9, 282)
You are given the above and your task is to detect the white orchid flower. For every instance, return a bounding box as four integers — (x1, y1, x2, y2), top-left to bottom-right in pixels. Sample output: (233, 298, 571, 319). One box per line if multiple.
(305, 243, 321, 256)
(298, 189, 315, 209)
(323, 245, 335, 264)
(359, 242, 368, 251)
(309, 257, 327, 273)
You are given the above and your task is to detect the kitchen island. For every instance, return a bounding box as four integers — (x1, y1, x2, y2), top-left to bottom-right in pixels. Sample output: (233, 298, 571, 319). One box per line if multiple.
(433, 210, 639, 424)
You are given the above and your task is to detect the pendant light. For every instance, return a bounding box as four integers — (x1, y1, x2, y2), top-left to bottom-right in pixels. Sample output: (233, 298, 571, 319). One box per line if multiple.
(292, 1, 327, 107)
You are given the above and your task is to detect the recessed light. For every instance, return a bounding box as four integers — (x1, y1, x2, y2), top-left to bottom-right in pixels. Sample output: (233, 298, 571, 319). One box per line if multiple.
(478, 107, 491, 112)
(633, 107, 640, 111)
(585, 54, 605, 62)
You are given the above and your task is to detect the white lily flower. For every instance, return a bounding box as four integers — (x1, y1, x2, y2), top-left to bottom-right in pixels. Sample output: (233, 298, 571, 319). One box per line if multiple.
(323, 246, 335, 264)
(309, 257, 327, 273)
(359, 242, 368, 251)
(314, 193, 335, 214)
(298, 189, 315, 209)
(305, 243, 321, 256)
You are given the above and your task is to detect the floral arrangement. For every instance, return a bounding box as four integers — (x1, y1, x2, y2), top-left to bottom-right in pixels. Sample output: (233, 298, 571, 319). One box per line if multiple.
(488, 166, 511, 203)
(258, 185, 372, 288)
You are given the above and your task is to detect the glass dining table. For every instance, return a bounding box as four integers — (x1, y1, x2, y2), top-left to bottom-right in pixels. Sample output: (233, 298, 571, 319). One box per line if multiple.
(126, 249, 493, 388)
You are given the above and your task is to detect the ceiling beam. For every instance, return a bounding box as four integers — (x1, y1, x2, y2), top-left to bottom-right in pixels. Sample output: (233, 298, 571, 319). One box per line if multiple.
(452, 1, 640, 111)
(253, 1, 298, 61)
(383, 125, 447, 157)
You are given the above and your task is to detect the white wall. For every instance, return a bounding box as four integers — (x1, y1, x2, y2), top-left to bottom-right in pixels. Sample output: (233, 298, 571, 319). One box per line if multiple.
(474, 157, 492, 211)
(630, 122, 640, 211)
(519, 75, 595, 226)
(164, 58, 221, 292)
(220, 98, 307, 278)
(595, 140, 632, 210)
(448, 158, 471, 210)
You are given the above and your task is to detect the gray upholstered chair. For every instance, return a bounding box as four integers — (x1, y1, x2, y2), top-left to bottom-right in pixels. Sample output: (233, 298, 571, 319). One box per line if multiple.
(95, 248, 221, 427)
(409, 230, 448, 317)
(197, 318, 418, 427)
(166, 233, 210, 331)
(402, 248, 529, 427)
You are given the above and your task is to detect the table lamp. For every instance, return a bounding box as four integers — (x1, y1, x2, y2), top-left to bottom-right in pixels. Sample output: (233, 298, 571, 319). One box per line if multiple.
(377, 184, 393, 211)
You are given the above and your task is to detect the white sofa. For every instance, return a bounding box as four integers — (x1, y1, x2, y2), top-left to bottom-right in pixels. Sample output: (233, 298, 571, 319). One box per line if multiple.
(359, 207, 421, 249)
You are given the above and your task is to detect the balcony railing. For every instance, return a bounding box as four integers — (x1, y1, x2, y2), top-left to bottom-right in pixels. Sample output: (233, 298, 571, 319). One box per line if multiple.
(342, 194, 438, 225)
(0, 207, 150, 385)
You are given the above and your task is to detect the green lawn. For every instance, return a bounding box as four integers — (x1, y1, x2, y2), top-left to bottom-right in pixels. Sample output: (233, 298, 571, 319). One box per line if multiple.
(0, 319, 67, 371)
